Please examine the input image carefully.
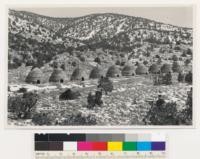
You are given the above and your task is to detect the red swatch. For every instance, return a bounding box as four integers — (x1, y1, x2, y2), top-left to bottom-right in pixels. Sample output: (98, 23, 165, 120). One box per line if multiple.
(92, 142, 107, 151)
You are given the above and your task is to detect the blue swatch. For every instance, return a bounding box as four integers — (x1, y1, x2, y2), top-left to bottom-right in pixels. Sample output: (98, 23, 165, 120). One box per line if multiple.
(137, 142, 151, 151)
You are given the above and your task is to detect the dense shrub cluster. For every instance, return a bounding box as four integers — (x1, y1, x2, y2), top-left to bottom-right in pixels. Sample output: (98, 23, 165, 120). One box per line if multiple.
(32, 112, 56, 125)
(143, 99, 179, 125)
(63, 112, 97, 125)
(144, 89, 192, 125)
(8, 92, 39, 119)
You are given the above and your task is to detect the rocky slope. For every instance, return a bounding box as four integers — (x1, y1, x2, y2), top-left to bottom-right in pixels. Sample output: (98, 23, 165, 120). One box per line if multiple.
(8, 9, 193, 69)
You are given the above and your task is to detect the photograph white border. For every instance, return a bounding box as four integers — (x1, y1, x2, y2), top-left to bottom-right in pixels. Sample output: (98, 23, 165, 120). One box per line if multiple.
(4, 3, 197, 129)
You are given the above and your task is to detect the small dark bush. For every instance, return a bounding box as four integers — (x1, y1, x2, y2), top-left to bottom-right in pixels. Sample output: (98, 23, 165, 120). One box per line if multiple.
(143, 60, 148, 65)
(186, 48, 192, 55)
(95, 90, 103, 106)
(172, 61, 181, 73)
(115, 60, 121, 65)
(98, 77, 113, 95)
(60, 63, 66, 70)
(87, 92, 96, 109)
(178, 72, 185, 82)
(17, 87, 27, 93)
(71, 61, 77, 67)
(185, 71, 192, 84)
(184, 59, 191, 66)
(181, 52, 187, 57)
(120, 61, 126, 66)
(163, 72, 172, 85)
(87, 90, 103, 109)
(94, 57, 101, 64)
(172, 55, 178, 61)
(79, 55, 86, 62)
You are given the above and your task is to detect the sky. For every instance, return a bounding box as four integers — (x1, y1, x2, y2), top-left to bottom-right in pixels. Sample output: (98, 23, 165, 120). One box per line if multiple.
(13, 7, 193, 28)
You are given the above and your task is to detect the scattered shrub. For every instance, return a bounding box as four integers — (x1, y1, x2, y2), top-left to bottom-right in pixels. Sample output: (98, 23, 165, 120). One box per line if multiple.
(115, 60, 121, 65)
(95, 90, 103, 106)
(87, 92, 96, 109)
(71, 61, 77, 67)
(87, 90, 103, 109)
(155, 55, 160, 58)
(184, 59, 191, 66)
(178, 72, 185, 82)
(120, 61, 126, 66)
(79, 55, 85, 62)
(185, 71, 192, 84)
(63, 112, 97, 125)
(60, 63, 66, 70)
(17, 87, 27, 93)
(172, 55, 178, 61)
(52, 61, 59, 68)
(144, 89, 192, 125)
(98, 77, 113, 95)
(120, 53, 125, 58)
(172, 61, 181, 73)
(8, 92, 39, 119)
(32, 112, 56, 125)
(176, 88, 192, 125)
(144, 101, 180, 125)
(94, 57, 101, 64)
(181, 52, 187, 57)
(157, 57, 162, 65)
(163, 72, 172, 85)
(186, 48, 192, 55)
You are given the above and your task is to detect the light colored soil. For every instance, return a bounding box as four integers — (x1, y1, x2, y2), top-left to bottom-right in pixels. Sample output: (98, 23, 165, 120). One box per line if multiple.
(8, 76, 191, 126)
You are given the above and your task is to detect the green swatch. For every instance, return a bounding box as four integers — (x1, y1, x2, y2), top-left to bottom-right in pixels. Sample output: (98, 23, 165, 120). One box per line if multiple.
(123, 142, 137, 151)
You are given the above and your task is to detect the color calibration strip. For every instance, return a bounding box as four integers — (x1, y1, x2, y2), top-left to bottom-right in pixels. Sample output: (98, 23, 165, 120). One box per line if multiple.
(35, 133, 166, 159)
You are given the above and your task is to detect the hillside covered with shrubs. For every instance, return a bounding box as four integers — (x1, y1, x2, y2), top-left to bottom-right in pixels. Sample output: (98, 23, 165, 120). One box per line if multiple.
(8, 9, 193, 126)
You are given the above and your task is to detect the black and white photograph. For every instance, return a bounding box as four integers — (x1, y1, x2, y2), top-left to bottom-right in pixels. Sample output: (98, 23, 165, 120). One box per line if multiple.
(7, 6, 193, 127)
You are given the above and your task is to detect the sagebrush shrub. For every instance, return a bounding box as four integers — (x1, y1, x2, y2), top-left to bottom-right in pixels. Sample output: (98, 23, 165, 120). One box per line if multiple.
(63, 112, 97, 125)
(32, 112, 56, 125)
(144, 101, 180, 125)
(8, 92, 39, 119)
(87, 91, 103, 109)
(98, 77, 113, 95)
(185, 71, 192, 84)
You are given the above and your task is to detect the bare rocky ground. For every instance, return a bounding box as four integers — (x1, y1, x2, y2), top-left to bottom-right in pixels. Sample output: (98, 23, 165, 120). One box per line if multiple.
(8, 75, 190, 126)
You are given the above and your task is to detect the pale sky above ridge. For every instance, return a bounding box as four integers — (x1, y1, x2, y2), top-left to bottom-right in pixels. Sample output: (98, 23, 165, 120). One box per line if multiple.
(13, 7, 193, 28)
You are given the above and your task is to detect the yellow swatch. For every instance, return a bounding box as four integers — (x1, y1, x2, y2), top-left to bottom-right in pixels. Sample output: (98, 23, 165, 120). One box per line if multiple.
(108, 142, 123, 151)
